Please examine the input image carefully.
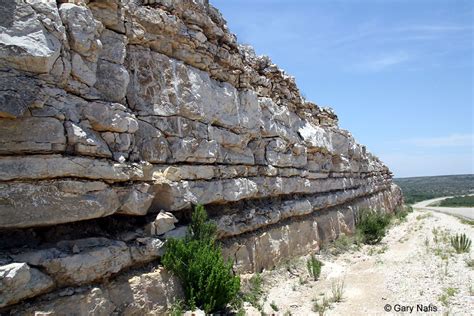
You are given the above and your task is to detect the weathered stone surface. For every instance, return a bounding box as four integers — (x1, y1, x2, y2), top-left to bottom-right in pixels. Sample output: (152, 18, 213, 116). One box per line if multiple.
(14, 268, 182, 315)
(0, 0, 62, 73)
(89, 0, 126, 34)
(0, 74, 42, 118)
(0, 181, 120, 228)
(151, 175, 382, 211)
(129, 237, 165, 264)
(0, 263, 54, 308)
(223, 219, 320, 273)
(15, 238, 132, 286)
(298, 122, 332, 152)
(82, 102, 138, 133)
(59, 3, 102, 59)
(99, 29, 127, 64)
(152, 177, 262, 211)
(16, 287, 115, 316)
(266, 139, 307, 167)
(127, 47, 261, 132)
(71, 52, 97, 86)
(168, 137, 219, 163)
(146, 211, 179, 236)
(65, 121, 112, 158)
(0, 155, 144, 182)
(134, 120, 170, 163)
(107, 267, 183, 315)
(0, 117, 66, 154)
(95, 59, 130, 102)
(116, 183, 154, 216)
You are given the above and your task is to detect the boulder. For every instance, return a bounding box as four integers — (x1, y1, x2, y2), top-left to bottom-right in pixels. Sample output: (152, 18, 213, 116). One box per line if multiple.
(146, 211, 179, 236)
(0, 263, 54, 308)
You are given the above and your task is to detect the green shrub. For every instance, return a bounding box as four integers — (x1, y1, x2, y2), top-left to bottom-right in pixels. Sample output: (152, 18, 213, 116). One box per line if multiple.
(162, 205, 240, 313)
(356, 209, 391, 245)
(306, 255, 322, 280)
(450, 233, 472, 254)
(168, 299, 184, 316)
(270, 301, 279, 311)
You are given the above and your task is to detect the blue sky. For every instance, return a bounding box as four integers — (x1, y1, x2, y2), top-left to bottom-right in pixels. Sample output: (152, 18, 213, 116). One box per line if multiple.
(211, 0, 473, 178)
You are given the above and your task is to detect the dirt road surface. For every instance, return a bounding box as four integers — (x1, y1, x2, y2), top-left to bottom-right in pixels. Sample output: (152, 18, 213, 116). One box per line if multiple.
(242, 208, 474, 315)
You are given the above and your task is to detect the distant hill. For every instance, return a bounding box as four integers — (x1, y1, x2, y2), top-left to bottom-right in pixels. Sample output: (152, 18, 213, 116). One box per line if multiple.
(394, 174, 474, 204)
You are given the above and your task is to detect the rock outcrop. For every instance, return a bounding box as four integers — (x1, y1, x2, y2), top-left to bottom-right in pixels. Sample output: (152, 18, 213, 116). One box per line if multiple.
(0, 0, 402, 313)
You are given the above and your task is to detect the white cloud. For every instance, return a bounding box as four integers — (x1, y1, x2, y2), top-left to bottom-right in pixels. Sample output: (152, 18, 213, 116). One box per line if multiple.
(402, 133, 474, 148)
(352, 52, 412, 72)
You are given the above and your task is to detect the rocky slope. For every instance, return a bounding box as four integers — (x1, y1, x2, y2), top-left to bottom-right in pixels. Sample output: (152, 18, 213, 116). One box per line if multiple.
(0, 0, 402, 313)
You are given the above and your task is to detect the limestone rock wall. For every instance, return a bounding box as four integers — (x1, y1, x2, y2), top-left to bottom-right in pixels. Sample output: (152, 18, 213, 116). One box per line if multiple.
(0, 0, 402, 313)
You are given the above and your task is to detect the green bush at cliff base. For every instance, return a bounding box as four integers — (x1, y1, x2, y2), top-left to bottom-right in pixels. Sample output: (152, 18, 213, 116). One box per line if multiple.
(356, 209, 392, 245)
(162, 205, 240, 313)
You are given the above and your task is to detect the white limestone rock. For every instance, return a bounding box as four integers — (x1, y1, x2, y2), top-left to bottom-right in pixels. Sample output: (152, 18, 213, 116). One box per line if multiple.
(0, 0, 62, 73)
(65, 121, 112, 158)
(95, 59, 130, 102)
(116, 183, 154, 216)
(15, 238, 132, 286)
(82, 102, 138, 133)
(99, 29, 127, 64)
(0, 263, 54, 308)
(0, 155, 144, 182)
(0, 181, 120, 228)
(0, 117, 66, 154)
(146, 211, 179, 236)
(59, 3, 102, 59)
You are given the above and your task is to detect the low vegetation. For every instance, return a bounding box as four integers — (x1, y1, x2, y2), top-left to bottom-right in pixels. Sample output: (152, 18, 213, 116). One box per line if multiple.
(438, 287, 458, 309)
(450, 233, 472, 254)
(356, 209, 391, 245)
(312, 295, 331, 316)
(242, 273, 266, 312)
(307, 255, 323, 280)
(438, 195, 474, 207)
(162, 205, 240, 314)
(331, 278, 345, 303)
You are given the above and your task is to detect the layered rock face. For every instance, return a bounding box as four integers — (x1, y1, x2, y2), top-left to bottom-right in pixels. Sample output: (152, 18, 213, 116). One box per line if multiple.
(0, 0, 402, 313)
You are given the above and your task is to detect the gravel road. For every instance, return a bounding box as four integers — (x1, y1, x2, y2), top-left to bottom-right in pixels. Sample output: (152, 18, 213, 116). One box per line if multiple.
(413, 195, 474, 220)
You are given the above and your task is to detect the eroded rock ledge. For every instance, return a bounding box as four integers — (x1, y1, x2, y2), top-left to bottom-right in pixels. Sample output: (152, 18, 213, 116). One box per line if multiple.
(0, 0, 402, 313)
